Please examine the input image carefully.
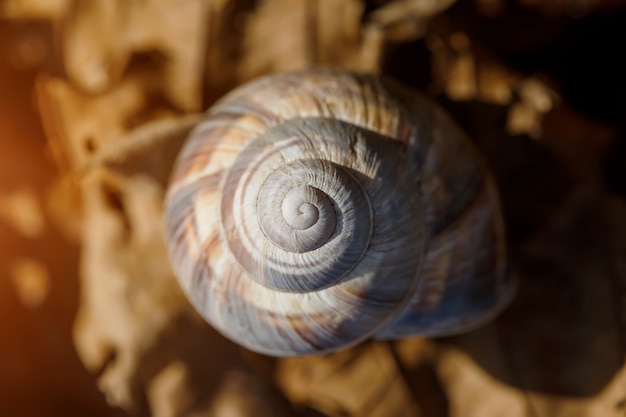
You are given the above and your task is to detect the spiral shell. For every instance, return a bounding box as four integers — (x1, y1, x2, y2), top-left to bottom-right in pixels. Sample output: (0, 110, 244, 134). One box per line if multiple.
(164, 68, 513, 356)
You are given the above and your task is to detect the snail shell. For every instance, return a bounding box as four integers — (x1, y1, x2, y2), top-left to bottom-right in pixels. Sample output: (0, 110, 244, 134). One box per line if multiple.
(164, 68, 513, 356)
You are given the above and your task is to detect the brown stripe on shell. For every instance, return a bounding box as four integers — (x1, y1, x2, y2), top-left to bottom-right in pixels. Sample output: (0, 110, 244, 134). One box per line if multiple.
(212, 262, 416, 355)
(165, 170, 223, 299)
(209, 70, 406, 143)
(170, 118, 263, 188)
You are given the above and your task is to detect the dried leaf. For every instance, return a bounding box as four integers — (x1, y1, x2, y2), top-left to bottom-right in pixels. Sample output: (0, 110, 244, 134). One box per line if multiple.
(208, 372, 294, 417)
(277, 343, 423, 417)
(239, 0, 384, 79)
(36, 75, 146, 171)
(73, 164, 250, 414)
(443, 189, 626, 417)
(367, 0, 458, 41)
(506, 78, 558, 139)
(0, 188, 45, 238)
(61, 0, 208, 111)
(314, 0, 384, 72)
(0, 0, 70, 19)
(8, 258, 50, 309)
(238, 0, 315, 78)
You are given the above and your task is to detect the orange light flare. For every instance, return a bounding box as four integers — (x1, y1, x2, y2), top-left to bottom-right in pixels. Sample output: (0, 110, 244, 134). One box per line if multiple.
(0, 23, 120, 417)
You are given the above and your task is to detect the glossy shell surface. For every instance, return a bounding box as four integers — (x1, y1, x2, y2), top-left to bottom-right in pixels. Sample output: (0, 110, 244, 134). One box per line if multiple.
(164, 68, 512, 356)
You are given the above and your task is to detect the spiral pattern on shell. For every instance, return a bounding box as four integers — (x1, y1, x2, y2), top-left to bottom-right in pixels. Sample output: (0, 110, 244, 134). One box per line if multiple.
(165, 69, 513, 356)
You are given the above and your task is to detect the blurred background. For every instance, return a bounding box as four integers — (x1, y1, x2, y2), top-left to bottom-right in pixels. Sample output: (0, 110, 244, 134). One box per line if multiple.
(0, 1, 625, 416)
(0, 17, 126, 417)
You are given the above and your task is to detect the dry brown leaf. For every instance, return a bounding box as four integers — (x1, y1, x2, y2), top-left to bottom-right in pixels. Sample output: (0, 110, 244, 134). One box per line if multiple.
(477, 63, 518, 105)
(7, 257, 51, 309)
(367, 0, 458, 41)
(204, 0, 247, 102)
(146, 361, 194, 417)
(64, 115, 256, 415)
(314, 0, 384, 72)
(239, 0, 385, 80)
(277, 342, 423, 417)
(443, 188, 626, 417)
(0, 0, 70, 19)
(0, 187, 45, 238)
(45, 177, 83, 242)
(61, 0, 208, 111)
(208, 371, 294, 417)
(36, 75, 146, 171)
(507, 78, 558, 139)
(427, 30, 482, 100)
(427, 26, 561, 140)
(239, 0, 313, 77)
(80, 114, 202, 182)
(437, 341, 529, 417)
(73, 163, 250, 415)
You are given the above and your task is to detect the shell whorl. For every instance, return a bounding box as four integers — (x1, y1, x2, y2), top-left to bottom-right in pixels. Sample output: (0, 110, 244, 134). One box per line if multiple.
(219, 120, 387, 293)
(165, 69, 512, 356)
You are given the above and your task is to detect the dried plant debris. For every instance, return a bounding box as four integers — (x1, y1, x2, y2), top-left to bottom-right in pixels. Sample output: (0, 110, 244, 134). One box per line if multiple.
(0, 187, 45, 238)
(60, 0, 208, 111)
(426, 28, 560, 139)
(73, 163, 249, 415)
(207, 371, 295, 417)
(367, 0, 458, 41)
(238, 0, 385, 78)
(36, 75, 148, 171)
(8, 257, 51, 309)
(0, 0, 70, 20)
(2, 0, 625, 416)
(277, 343, 424, 417)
